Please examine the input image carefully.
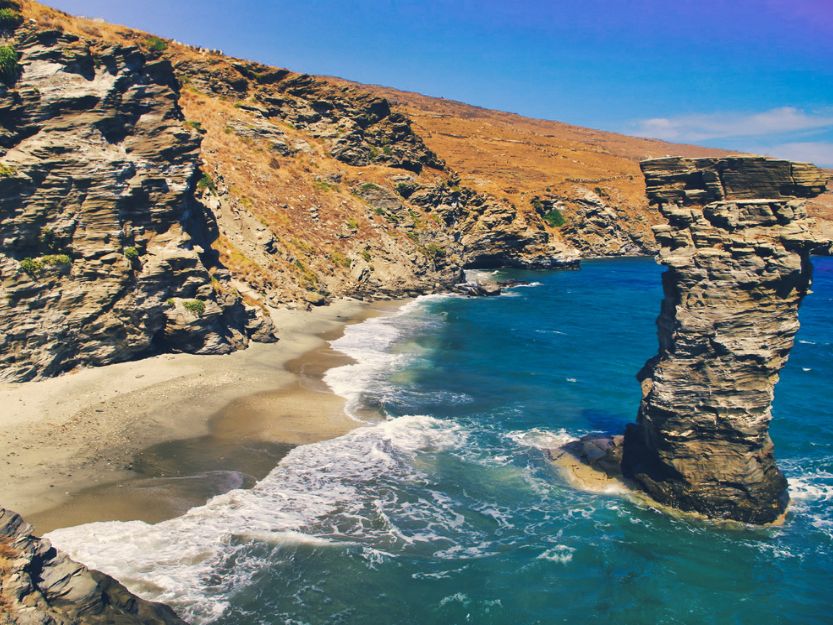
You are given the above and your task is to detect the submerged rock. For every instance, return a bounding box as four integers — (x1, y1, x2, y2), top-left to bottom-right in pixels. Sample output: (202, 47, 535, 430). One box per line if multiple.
(0, 507, 188, 625)
(621, 156, 829, 524)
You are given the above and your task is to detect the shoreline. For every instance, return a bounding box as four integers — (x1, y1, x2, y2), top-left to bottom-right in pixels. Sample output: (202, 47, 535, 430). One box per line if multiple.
(1, 298, 407, 534)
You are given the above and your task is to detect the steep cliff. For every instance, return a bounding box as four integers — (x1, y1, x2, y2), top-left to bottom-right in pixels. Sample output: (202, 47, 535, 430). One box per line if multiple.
(0, 17, 276, 382)
(621, 156, 829, 524)
(0, 507, 188, 625)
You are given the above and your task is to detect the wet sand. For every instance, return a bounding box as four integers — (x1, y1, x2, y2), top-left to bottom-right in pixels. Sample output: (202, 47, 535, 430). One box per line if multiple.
(0, 299, 405, 534)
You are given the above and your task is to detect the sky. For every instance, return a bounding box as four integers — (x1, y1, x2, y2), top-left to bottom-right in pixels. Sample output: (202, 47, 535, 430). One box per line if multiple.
(45, 0, 833, 166)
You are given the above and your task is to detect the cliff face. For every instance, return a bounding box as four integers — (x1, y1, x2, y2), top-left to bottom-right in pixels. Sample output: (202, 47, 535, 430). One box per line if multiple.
(621, 156, 829, 524)
(0, 24, 275, 382)
(0, 507, 188, 625)
(2, 2, 830, 383)
(1, 2, 582, 382)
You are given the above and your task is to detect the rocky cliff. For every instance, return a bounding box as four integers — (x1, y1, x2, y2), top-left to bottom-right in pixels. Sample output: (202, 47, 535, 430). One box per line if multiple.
(2, 2, 830, 384)
(621, 156, 829, 524)
(0, 507, 188, 625)
(0, 17, 276, 382)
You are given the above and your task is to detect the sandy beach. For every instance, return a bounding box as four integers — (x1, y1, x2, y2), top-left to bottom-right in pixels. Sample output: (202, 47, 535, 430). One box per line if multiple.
(0, 298, 403, 534)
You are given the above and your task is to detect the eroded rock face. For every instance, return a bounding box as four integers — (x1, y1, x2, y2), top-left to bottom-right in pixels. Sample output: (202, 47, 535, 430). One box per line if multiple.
(0, 28, 275, 382)
(0, 507, 188, 625)
(621, 156, 829, 523)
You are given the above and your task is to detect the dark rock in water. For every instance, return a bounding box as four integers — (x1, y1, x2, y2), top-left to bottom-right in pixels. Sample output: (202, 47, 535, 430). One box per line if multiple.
(0, 507, 189, 625)
(453, 281, 502, 297)
(621, 156, 829, 524)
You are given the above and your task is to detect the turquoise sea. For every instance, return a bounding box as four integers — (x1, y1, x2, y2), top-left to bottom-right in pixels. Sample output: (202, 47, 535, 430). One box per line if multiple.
(49, 257, 833, 625)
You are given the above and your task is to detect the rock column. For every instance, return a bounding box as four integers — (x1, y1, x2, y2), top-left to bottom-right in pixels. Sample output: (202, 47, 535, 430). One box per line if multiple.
(621, 156, 828, 523)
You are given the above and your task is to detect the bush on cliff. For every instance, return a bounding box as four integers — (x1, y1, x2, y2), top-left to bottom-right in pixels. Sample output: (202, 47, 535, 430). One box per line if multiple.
(19, 254, 72, 277)
(543, 208, 566, 228)
(0, 45, 19, 84)
(0, 7, 21, 31)
(145, 36, 167, 52)
(183, 299, 205, 316)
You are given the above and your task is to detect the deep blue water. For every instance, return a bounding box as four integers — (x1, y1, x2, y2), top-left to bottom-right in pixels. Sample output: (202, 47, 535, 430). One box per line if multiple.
(50, 258, 833, 625)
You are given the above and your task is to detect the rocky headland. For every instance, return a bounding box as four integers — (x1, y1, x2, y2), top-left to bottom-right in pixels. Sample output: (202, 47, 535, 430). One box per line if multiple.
(0, 507, 187, 625)
(555, 156, 829, 524)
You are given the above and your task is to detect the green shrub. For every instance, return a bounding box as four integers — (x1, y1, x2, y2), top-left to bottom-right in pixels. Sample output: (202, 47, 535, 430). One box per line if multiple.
(146, 36, 168, 52)
(423, 243, 445, 261)
(0, 162, 16, 177)
(123, 246, 139, 261)
(330, 251, 350, 268)
(542, 208, 566, 228)
(184, 120, 203, 132)
(19, 258, 37, 275)
(361, 249, 371, 262)
(183, 299, 205, 316)
(0, 45, 19, 85)
(19, 254, 71, 277)
(346, 217, 359, 230)
(0, 8, 22, 30)
(395, 182, 416, 198)
(313, 179, 335, 192)
(166, 298, 176, 308)
(358, 182, 380, 194)
(196, 173, 216, 193)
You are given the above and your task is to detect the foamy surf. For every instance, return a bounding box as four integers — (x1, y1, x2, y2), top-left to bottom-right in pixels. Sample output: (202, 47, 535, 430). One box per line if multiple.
(47, 415, 466, 623)
(324, 295, 449, 419)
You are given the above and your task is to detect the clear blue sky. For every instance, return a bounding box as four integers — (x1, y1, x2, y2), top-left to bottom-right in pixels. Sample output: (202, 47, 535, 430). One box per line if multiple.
(45, 0, 833, 165)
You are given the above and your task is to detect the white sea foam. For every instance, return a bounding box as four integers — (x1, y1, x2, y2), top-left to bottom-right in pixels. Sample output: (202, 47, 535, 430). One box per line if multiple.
(48, 415, 466, 623)
(323, 295, 448, 419)
(537, 544, 575, 564)
(511, 281, 543, 288)
(788, 471, 833, 502)
(506, 427, 578, 451)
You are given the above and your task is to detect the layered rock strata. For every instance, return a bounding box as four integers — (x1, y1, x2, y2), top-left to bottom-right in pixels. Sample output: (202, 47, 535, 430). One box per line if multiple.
(621, 156, 829, 523)
(0, 507, 188, 625)
(0, 27, 275, 381)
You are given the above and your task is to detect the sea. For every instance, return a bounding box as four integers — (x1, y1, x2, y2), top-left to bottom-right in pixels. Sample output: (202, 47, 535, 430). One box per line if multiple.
(48, 257, 833, 625)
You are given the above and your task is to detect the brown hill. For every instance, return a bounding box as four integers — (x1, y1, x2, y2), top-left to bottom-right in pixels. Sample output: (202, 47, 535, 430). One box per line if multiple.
(0, 0, 829, 381)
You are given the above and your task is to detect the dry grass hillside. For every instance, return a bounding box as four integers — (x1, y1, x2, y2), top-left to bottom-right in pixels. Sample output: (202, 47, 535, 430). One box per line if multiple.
(12, 0, 833, 312)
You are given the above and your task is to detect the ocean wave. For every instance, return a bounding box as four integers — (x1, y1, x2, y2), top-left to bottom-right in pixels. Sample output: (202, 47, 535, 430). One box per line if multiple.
(506, 427, 578, 451)
(511, 281, 543, 288)
(323, 295, 448, 419)
(47, 415, 466, 624)
(537, 544, 575, 564)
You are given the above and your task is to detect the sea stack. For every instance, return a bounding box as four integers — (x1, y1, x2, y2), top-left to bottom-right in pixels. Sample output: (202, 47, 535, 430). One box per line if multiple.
(621, 156, 829, 524)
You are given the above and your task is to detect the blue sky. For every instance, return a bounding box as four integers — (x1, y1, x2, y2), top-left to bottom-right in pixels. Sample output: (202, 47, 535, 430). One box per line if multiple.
(45, 0, 833, 165)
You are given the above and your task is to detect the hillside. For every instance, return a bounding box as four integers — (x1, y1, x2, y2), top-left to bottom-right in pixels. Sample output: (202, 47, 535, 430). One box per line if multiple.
(332, 80, 738, 255)
(0, 0, 829, 381)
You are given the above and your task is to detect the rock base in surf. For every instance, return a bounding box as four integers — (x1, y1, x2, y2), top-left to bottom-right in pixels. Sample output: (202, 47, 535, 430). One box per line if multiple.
(0, 507, 188, 625)
(620, 156, 829, 524)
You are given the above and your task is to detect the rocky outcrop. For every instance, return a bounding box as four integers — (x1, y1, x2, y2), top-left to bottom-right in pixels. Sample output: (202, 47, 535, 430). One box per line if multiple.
(555, 191, 658, 257)
(621, 156, 829, 523)
(407, 178, 578, 270)
(0, 507, 188, 625)
(174, 58, 444, 173)
(0, 26, 275, 381)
